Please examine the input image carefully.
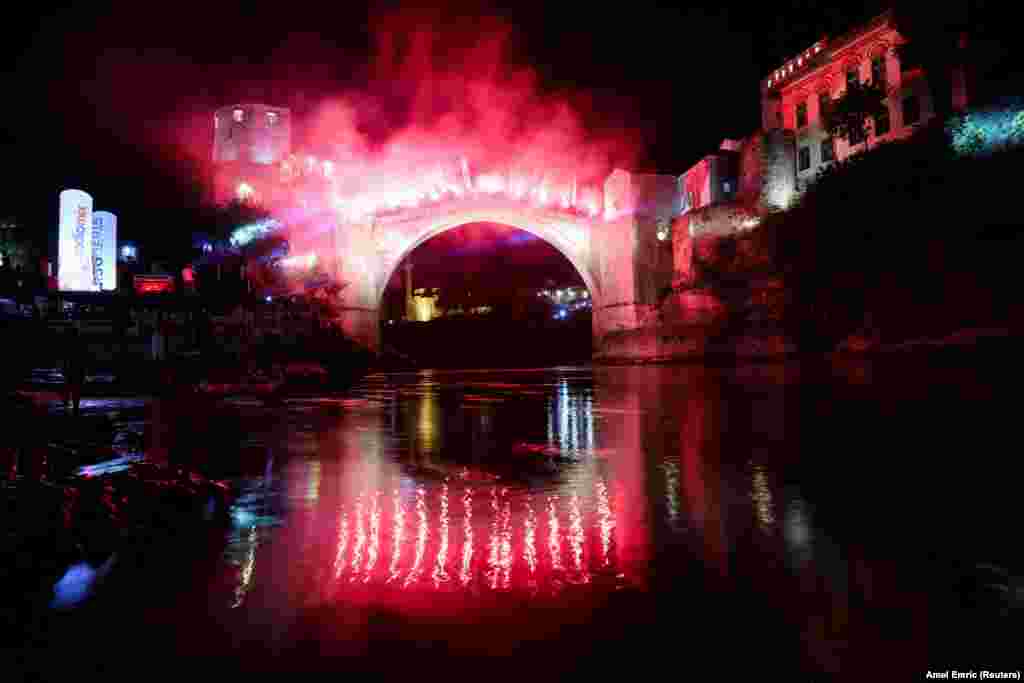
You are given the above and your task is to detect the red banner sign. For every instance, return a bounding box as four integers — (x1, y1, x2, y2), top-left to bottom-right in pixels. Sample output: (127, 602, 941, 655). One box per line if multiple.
(133, 275, 175, 295)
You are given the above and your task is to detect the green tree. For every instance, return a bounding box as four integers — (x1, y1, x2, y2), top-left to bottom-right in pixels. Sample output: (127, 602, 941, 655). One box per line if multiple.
(892, 3, 971, 128)
(823, 79, 890, 151)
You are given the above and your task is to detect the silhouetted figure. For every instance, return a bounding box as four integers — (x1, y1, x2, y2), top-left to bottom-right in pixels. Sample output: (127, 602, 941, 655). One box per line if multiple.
(62, 323, 88, 417)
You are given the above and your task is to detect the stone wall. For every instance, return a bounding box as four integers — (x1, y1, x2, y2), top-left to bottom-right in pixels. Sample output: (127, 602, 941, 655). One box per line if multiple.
(598, 223, 793, 363)
(632, 216, 674, 305)
(760, 129, 798, 210)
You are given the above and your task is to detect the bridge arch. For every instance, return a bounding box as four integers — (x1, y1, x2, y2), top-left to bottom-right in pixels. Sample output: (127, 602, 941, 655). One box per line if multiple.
(374, 209, 599, 316)
(330, 197, 661, 356)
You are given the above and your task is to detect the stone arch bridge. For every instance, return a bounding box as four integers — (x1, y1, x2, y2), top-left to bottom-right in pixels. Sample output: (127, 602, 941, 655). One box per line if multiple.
(328, 172, 678, 356)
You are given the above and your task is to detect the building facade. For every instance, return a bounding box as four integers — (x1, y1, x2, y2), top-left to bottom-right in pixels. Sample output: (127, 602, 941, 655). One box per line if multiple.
(762, 9, 964, 190)
(674, 8, 968, 245)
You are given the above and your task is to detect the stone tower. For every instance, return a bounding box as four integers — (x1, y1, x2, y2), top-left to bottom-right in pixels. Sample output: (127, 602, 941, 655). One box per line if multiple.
(213, 104, 291, 165)
(212, 103, 291, 204)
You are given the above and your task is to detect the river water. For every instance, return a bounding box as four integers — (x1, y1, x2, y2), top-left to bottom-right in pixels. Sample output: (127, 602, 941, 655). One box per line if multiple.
(29, 357, 1024, 678)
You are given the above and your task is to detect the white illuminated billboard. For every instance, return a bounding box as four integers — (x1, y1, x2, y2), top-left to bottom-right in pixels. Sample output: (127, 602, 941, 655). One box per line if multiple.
(58, 189, 95, 291)
(92, 211, 117, 291)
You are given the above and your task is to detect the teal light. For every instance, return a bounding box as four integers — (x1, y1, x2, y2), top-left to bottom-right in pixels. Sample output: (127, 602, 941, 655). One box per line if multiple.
(230, 219, 282, 248)
(948, 102, 1024, 157)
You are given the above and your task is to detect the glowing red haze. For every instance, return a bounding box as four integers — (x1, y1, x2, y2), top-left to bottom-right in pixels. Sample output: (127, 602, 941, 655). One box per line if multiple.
(172, 11, 641, 224)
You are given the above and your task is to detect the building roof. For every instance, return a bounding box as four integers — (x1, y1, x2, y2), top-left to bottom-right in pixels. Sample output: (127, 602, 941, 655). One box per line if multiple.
(762, 9, 896, 93)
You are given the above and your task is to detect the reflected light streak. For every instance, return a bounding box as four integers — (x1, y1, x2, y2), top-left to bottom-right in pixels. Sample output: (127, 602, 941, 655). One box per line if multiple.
(523, 495, 537, 580)
(784, 497, 813, 563)
(404, 486, 428, 588)
(232, 526, 258, 608)
(364, 491, 381, 581)
(350, 494, 366, 583)
(460, 487, 474, 587)
(387, 488, 405, 583)
(334, 512, 350, 579)
(569, 493, 589, 584)
(417, 392, 438, 454)
(308, 460, 321, 503)
(432, 483, 450, 587)
(548, 495, 563, 574)
(568, 391, 578, 452)
(319, 479, 625, 596)
(751, 463, 775, 531)
(586, 397, 595, 452)
(500, 490, 512, 589)
(663, 462, 680, 528)
(559, 382, 569, 455)
(487, 487, 501, 589)
(596, 480, 614, 568)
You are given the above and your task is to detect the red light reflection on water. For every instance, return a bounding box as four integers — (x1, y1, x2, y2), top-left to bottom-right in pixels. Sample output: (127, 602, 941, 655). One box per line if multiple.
(405, 486, 428, 588)
(569, 493, 589, 584)
(523, 495, 538, 580)
(387, 489, 405, 583)
(324, 481, 621, 597)
(364, 491, 381, 582)
(596, 480, 614, 568)
(487, 487, 501, 590)
(432, 483, 450, 587)
(460, 488, 474, 587)
(548, 495, 563, 575)
(334, 512, 349, 579)
(500, 490, 512, 590)
(350, 495, 366, 583)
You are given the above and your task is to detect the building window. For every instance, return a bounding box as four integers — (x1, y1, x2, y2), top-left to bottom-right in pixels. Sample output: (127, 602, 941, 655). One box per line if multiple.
(796, 101, 808, 128)
(849, 123, 865, 146)
(233, 108, 245, 123)
(798, 146, 811, 171)
(821, 137, 835, 163)
(266, 111, 278, 126)
(871, 55, 886, 88)
(875, 106, 890, 137)
(846, 66, 859, 89)
(818, 91, 831, 123)
(903, 95, 921, 126)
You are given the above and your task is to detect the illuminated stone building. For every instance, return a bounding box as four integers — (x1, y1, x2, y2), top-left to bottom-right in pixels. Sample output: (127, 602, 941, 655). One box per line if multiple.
(410, 288, 442, 321)
(761, 9, 968, 189)
(674, 8, 969, 248)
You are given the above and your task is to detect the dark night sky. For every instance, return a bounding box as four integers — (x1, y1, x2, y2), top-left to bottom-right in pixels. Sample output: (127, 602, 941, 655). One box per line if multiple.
(0, 0, 1016, 276)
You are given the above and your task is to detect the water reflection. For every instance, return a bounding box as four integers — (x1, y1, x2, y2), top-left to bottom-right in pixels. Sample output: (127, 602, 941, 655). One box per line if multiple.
(172, 362, 1003, 674)
(312, 479, 620, 595)
(547, 378, 596, 457)
(750, 462, 776, 532)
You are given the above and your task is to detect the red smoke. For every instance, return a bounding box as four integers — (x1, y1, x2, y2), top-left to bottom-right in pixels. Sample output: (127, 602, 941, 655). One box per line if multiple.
(283, 10, 638, 221)
(153, 9, 640, 217)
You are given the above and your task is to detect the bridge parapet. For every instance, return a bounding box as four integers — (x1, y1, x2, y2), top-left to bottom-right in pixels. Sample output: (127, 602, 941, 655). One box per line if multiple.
(329, 172, 678, 355)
